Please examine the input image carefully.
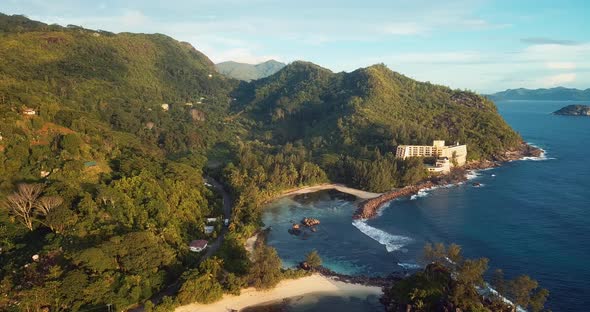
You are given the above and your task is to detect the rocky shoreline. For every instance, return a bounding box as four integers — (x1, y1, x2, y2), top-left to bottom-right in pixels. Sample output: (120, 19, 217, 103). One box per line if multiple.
(353, 182, 435, 219)
(353, 143, 543, 220)
(314, 266, 402, 288)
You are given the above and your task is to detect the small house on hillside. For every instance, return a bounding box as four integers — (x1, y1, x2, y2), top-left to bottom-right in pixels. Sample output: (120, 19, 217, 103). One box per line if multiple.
(206, 217, 217, 223)
(161, 103, 169, 111)
(204, 226, 215, 234)
(189, 240, 208, 252)
(84, 161, 97, 168)
(22, 108, 36, 116)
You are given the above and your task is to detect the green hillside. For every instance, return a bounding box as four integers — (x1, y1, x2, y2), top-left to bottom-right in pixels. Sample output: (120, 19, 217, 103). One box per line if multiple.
(231, 62, 522, 190)
(0, 13, 529, 312)
(0, 13, 241, 311)
(216, 59, 286, 81)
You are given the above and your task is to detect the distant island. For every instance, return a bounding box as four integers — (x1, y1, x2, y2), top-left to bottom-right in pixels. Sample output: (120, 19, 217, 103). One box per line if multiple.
(488, 87, 590, 101)
(216, 59, 286, 81)
(553, 104, 590, 116)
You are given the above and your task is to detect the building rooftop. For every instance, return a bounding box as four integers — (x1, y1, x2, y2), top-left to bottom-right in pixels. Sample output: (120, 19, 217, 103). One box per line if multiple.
(189, 240, 208, 249)
(84, 161, 97, 167)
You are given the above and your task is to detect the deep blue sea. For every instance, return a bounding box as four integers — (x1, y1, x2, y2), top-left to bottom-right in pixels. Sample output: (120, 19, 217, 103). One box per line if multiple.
(262, 100, 590, 312)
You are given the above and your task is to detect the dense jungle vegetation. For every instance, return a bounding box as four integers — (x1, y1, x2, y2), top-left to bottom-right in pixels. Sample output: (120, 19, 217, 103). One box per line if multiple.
(0, 13, 534, 311)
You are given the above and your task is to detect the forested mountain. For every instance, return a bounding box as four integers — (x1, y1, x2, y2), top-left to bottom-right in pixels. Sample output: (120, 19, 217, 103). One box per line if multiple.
(0, 13, 531, 312)
(231, 61, 523, 191)
(216, 59, 286, 81)
(0, 13, 242, 311)
(489, 87, 590, 101)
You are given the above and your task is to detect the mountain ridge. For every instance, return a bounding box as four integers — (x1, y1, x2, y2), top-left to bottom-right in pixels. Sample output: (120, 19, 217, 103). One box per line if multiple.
(489, 87, 590, 101)
(0, 13, 534, 312)
(234, 61, 522, 164)
(216, 59, 286, 81)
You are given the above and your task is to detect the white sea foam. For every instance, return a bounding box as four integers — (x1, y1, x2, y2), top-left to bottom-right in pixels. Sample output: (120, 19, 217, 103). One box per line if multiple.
(397, 262, 422, 270)
(409, 184, 446, 200)
(478, 283, 527, 312)
(520, 142, 555, 161)
(520, 155, 555, 161)
(410, 190, 428, 200)
(465, 170, 480, 180)
(352, 220, 412, 252)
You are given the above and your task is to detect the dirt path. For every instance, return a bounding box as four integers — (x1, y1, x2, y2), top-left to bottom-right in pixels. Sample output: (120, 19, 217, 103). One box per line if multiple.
(277, 183, 382, 200)
(202, 176, 231, 259)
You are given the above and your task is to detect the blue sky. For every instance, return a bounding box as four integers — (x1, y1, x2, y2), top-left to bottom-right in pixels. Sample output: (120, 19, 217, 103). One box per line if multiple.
(2, 0, 589, 92)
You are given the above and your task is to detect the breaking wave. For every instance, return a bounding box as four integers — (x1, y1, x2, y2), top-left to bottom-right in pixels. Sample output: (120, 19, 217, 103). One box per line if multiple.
(520, 155, 555, 161)
(479, 283, 527, 312)
(410, 190, 429, 200)
(397, 262, 422, 270)
(352, 220, 413, 252)
(466, 170, 481, 180)
(520, 142, 555, 161)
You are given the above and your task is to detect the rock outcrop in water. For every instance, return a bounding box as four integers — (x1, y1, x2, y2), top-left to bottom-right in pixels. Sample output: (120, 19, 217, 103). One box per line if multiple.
(553, 104, 590, 116)
(289, 223, 302, 235)
(301, 218, 320, 227)
(491, 142, 543, 162)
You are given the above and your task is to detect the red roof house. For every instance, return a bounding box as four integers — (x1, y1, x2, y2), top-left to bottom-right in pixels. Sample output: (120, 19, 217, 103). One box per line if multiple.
(189, 240, 208, 252)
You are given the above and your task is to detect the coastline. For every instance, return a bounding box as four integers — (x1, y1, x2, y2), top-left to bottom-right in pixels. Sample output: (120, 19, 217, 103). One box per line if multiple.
(353, 142, 543, 220)
(174, 274, 382, 312)
(215, 142, 544, 311)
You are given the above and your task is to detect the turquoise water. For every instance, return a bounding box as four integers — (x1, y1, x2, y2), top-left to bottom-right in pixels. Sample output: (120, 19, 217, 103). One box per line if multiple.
(262, 100, 590, 311)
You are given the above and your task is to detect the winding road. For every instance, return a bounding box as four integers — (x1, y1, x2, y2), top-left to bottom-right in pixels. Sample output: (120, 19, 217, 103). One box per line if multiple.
(202, 176, 232, 258)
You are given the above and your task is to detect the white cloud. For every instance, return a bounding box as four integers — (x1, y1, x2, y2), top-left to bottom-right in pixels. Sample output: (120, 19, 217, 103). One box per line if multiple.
(521, 43, 590, 62)
(381, 22, 426, 35)
(13, 0, 587, 91)
(386, 51, 483, 64)
(539, 73, 577, 87)
(546, 62, 576, 70)
(120, 10, 147, 28)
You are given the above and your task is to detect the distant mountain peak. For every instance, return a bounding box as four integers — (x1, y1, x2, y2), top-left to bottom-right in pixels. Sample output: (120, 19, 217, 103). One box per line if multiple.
(216, 60, 286, 81)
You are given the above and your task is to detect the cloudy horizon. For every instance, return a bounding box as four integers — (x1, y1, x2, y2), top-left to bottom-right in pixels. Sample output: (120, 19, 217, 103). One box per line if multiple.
(2, 0, 589, 93)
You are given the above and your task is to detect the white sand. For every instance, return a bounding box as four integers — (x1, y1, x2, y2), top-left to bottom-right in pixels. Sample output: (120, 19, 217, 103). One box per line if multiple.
(278, 184, 381, 200)
(175, 274, 382, 312)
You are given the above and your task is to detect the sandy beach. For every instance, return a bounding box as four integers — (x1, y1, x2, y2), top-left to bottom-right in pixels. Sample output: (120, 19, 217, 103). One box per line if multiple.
(175, 274, 383, 312)
(278, 183, 382, 200)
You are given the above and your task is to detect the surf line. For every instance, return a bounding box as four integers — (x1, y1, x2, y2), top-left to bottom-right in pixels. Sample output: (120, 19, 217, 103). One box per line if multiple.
(352, 219, 412, 253)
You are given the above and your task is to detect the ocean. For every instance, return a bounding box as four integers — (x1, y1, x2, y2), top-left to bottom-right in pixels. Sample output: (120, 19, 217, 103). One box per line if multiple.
(262, 100, 590, 311)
